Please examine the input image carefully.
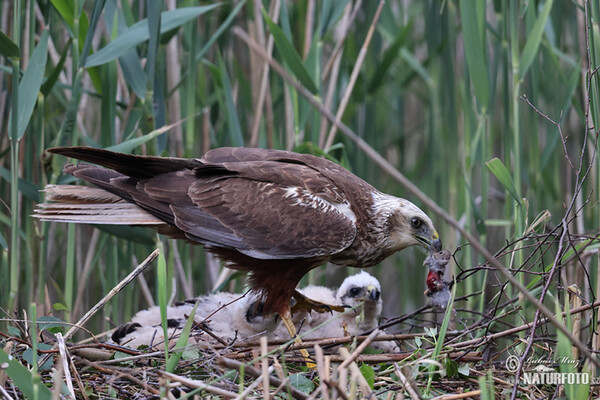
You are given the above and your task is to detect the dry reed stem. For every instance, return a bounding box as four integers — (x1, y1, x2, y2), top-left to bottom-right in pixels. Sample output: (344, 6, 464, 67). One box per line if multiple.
(303, 0, 314, 59)
(249, 0, 280, 147)
(323, 0, 385, 151)
(322, 0, 363, 80)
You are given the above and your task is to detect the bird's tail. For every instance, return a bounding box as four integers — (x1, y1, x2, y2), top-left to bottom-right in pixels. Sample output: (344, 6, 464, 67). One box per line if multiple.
(32, 184, 165, 225)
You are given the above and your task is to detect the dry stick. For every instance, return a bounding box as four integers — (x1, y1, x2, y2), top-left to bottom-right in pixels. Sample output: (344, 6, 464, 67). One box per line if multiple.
(270, 357, 288, 396)
(0, 386, 15, 400)
(393, 363, 422, 400)
(324, 380, 350, 400)
(65, 346, 90, 400)
(313, 345, 330, 400)
(77, 357, 160, 396)
(339, 328, 380, 369)
(223, 331, 430, 352)
(218, 357, 310, 400)
(232, 25, 600, 369)
(261, 336, 270, 400)
(339, 347, 373, 396)
(323, 0, 385, 152)
(63, 249, 159, 341)
(159, 371, 239, 398)
(283, 352, 481, 365)
(239, 364, 271, 399)
(56, 333, 76, 399)
(430, 390, 482, 400)
(225, 331, 461, 356)
(447, 299, 600, 351)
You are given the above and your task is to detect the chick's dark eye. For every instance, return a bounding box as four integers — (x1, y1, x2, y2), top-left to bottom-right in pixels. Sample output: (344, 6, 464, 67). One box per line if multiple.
(411, 217, 422, 229)
(349, 287, 361, 297)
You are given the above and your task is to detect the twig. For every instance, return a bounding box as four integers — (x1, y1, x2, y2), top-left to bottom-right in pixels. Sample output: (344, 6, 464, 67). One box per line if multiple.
(284, 352, 482, 364)
(393, 363, 422, 400)
(339, 347, 373, 396)
(448, 299, 600, 351)
(430, 390, 482, 400)
(520, 94, 573, 169)
(56, 333, 76, 398)
(324, 379, 349, 400)
(218, 357, 310, 400)
(314, 344, 330, 400)
(261, 336, 270, 400)
(159, 370, 239, 398)
(236, 365, 274, 399)
(77, 357, 160, 396)
(0, 385, 15, 400)
(63, 249, 159, 341)
(221, 331, 439, 351)
(340, 328, 380, 369)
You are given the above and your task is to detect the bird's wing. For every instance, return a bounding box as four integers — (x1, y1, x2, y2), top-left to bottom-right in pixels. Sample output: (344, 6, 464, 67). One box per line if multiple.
(132, 155, 357, 259)
(181, 160, 358, 259)
(47, 147, 358, 260)
(47, 146, 201, 178)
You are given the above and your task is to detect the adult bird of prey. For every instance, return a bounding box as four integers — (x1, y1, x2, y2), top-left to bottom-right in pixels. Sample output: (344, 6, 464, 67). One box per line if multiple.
(35, 146, 441, 353)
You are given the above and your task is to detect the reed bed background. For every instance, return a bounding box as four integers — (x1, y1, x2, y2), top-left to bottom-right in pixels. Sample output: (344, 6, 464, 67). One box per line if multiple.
(1, 0, 599, 398)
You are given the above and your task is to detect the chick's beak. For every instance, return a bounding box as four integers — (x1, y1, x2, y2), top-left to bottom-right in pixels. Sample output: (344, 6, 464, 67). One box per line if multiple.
(366, 285, 380, 301)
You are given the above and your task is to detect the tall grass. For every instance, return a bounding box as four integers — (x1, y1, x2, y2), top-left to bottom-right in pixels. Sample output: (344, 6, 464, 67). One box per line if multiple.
(0, 0, 599, 396)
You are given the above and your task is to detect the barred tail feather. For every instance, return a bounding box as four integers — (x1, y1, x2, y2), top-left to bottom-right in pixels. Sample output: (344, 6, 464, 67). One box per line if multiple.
(33, 185, 165, 225)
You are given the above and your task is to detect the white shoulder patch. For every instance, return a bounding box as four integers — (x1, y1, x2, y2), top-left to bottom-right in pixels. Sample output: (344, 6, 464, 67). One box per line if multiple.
(284, 186, 356, 224)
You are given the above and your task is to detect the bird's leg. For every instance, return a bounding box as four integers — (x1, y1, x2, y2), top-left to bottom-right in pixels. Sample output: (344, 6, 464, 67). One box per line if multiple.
(279, 308, 316, 369)
(291, 289, 346, 314)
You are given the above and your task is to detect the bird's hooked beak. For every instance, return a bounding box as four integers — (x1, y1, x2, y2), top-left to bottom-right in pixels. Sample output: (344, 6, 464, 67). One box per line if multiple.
(416, 229, 442, 252)
(365, 285, 380, 302)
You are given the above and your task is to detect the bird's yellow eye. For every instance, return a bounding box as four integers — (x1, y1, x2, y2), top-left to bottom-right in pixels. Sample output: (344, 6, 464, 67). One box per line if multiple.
(411, 217, 422, 229)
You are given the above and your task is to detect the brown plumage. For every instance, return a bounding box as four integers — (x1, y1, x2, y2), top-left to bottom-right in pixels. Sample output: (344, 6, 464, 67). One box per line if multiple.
(35, 147, 441, 317)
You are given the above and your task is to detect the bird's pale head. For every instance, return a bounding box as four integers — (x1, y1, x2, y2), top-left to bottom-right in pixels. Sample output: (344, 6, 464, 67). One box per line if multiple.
(337, 272, 382, 305)
(337, 271, 383, 321)
(374, 194, 441, 253)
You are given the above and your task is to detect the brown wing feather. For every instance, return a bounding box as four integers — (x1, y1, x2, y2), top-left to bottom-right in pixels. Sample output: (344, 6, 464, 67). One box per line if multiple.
(48, 147, 201, 178)
(52, 147, 360, 259)
(188, 177, 356, 259)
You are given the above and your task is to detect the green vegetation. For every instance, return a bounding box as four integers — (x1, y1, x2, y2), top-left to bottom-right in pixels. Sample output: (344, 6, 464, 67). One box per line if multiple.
(1, 0, 598, 397)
